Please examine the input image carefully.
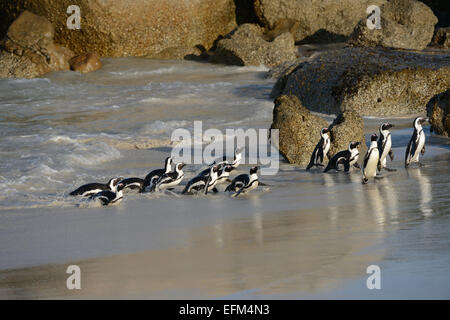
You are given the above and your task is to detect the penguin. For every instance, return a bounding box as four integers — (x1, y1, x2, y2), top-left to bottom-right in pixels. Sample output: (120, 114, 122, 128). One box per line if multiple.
(90, 182, 125, 206)
(377, 122, 395, 172)
(306, 127, 331, 170)
(362, 134, 380, 184)
(324, 141, 361, 173)
(141, 156, 173, 192)
(197, 147, 243, 177)
(69, 177, 121, 197)
(154, 162, 185, 191)
(182, 165, 220, 195)
(405, 117, 428, 168)
(119, 177, 145, 192)
(225, 166, 259, 197)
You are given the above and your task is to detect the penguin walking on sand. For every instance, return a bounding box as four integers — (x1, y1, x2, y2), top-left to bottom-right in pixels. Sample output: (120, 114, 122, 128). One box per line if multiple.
(70, 177, 121, 197)
(306, 127, 331, 170)
(377, 122, 396, 172)
(324, 141, 361, 173)
(225, 166, 259, 197)
(154, 162, 185, 191)
(90, 181, 125, 206)
(141, 156, 173, 192)
(362, 134, 380, 184)
(405, 117, 428, 168)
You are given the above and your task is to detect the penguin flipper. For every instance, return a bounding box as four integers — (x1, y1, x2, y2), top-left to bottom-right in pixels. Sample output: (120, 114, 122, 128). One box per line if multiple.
(233, 186, 245, 197)
(388, 149, 394, 161)
(405, 138, 412, 167)
(377, 161, 382, 172)
(344, 161, 350, 172)
(306, 145, 318, 171)
(353, 162, 361, 169)
(421, 145, 425, 155)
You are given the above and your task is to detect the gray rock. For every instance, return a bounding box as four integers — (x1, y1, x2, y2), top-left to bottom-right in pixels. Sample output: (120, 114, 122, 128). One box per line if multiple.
(348, 0, 438, 51)
(209, 23, 296, 67)
(270, 94, 329, 165)
(272, 47, 450, 117)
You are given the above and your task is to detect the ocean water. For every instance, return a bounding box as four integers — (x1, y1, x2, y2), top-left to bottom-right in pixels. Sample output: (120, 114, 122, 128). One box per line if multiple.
(0, 58, 449, 299)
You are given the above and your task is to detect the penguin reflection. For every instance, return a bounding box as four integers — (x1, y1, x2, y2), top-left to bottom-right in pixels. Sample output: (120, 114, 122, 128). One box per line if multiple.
(406, 169, 432, 217)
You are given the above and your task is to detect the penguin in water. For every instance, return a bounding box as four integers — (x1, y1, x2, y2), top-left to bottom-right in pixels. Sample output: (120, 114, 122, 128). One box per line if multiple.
(324, 141, 361, 173)
(119, 177, 145, 192)
(362, 134, 380, 184)
(70, 177, 121, 197)
(154, 162, 185, 191)
(90, 181, 125, 206)
(306, 127, 331, 170)
(377, 122, 396, 172)
(196, 147, 243, 177)
(182, 165, 220, 195)
(225, 166, 259, 197)
(405, 117, 428, 168)
(141, 156, 173, 192)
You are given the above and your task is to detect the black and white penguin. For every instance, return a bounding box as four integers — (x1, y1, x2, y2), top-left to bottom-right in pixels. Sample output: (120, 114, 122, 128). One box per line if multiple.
(90, 182, 125, 206)
(377, 122, 395, 171)
(405, 117, 428, 168)
(197, 147, 243, 177)
(362, 134, 380, 184)
(69, 177, 121, 197)
(306, 127, 331, 170)
(323, 141, 361, 173)
(119, 177, 145, 192)
(225, 166, 259, 197)
(141, 156, 173, 192)
(154, 162, 185, 191)
(182, 165, 219, 195)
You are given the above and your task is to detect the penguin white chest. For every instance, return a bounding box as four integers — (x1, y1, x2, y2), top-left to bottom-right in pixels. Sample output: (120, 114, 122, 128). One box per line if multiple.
(365, 149, 379, 178)
(380, 136, 391, 166)
(412, 132, 425, 161)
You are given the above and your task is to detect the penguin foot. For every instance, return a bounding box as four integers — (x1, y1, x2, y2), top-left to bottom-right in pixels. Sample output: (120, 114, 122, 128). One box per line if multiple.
(362, 178, 368, 184)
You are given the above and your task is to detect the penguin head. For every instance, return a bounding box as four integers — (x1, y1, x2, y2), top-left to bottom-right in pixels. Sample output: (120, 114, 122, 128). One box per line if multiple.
(176, 162, 186, 171)
(414, 117, 428, 128)
(349, 141, 361, 150)
(223, 164, 234, 173)
(116, 183, 126, 192)
(108, 177, 122, 190)
(371, 134, 378, 142)
(381, 122, 393, 131)
(250, 166, 259, 175)
(321, 127, 330, 137)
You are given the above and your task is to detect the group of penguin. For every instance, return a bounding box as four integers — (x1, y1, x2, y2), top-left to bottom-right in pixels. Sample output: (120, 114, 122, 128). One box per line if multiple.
(69, 116, 429, 206)
(306, 116, 429, 184)
(69, 147, 266, 206)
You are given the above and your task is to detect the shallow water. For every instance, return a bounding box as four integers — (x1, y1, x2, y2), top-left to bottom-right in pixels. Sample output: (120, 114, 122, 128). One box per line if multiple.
(0, 58, 449, 299)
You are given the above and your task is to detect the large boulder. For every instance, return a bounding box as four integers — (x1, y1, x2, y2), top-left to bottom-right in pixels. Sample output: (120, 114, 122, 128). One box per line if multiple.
(0, 0, 237, 58)
(348, 0, 438, 51)
(430, 27, 450, 49)
(270, 95, 329, 165)
(0, 10, 74, 78)
(272, 47, 450, 117)
(209, 24, 296, 67)
(328, 111, 365, 157)
(254, 0, 386, 43)
(427, 90, 450, 137)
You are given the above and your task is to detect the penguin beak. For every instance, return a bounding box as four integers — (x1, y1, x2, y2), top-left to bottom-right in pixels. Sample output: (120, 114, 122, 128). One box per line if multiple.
(179, 163, 186, 169)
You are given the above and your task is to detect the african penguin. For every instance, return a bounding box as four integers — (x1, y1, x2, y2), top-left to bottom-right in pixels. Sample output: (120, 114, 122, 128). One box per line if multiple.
(119, 177, 145, 192)
(362, 134, 380, 184)
(377, 122, 395, 172)
(405, 117, 428, 168)
(225, 166, 259, 197)
(306, 127, 331, 170)
(141, 156, 173, 192)
(90, 182, 125, 206)
(155, 162, 185, 191)
(324, 141, 361, 173)
(69, 177, 121, 197)
(182, 165, 219, 195)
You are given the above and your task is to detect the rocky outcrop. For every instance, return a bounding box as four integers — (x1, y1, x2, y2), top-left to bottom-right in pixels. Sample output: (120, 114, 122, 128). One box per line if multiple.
(272, 47, 450, 117)
(328, 111, 364, 157)
(348, 0, 438, 51)
(209, 24, 296, 67)
(270, 95, 329, 165)
(69, 52, 102, 73)
(427, 90, 450, 137)
(0, 0, 237, 58)
(430, 27, 450, 49)
(0, 10, 74, 78)
(254, 0, 386, 43)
